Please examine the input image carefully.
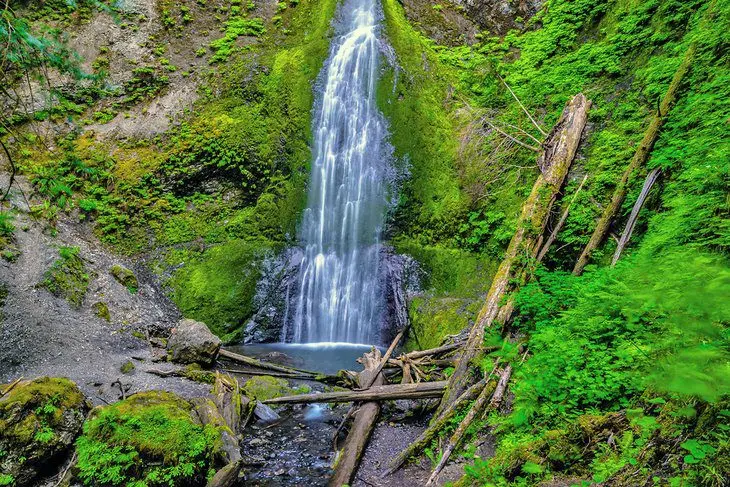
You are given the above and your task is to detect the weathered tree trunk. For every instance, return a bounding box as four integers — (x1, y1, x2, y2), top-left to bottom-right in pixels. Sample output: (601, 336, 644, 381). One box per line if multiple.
(329, 349, 385, 487)
(436, 94, 590, 417)
(196, 374, 246, 487)
(263, 380, 448, 405)
(207, 460, 244, 487)
(358, 326, 407, 390)
(425, 365, 513, 486)
(572, 45, 695, 275)
(403, 341, 465, 360)
(611, 167, 661, 265)
(385, 377, 493, 476)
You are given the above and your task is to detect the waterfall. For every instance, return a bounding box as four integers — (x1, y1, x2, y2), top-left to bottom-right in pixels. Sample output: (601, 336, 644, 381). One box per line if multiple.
(288, 0, 390, 344)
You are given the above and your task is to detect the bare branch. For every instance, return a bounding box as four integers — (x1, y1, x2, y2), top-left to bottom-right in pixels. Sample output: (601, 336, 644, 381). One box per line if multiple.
(497, 73, 547, 136)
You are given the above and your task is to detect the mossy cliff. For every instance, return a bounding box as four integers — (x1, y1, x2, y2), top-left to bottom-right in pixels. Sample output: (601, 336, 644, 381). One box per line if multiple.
(7, 0, 340, 341)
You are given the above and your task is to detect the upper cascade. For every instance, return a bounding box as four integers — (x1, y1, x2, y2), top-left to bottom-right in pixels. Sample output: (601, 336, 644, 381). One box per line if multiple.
(287, 0, 391, 344)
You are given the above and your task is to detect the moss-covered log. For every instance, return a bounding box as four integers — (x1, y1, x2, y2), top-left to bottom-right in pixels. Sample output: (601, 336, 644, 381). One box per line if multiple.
(572, 43, 695, 275)
(436, 94, 591, 416)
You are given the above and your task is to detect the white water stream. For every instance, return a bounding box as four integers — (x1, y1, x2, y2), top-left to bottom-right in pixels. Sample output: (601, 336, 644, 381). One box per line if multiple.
(288, 0, 389, 344)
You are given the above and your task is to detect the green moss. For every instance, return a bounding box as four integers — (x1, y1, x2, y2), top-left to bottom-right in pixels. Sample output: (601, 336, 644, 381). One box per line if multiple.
(41, 246, 89, 308)
(0, 378, 86, 438)
(394, 238, 498, 349)
(75, 391, 220, 487)
(242, 376, 292, 401)
(208, 17, 265, 63)
(379, 0, 466, 243)
(0, 378, 88, 485)
(169, 239, 272, 339)
(92, 301, 111, 321)
(183, 364, 216, 384)
(120, 361, 135, 374)
(0, 282, 7, 323)
(110, 264, 138, 293)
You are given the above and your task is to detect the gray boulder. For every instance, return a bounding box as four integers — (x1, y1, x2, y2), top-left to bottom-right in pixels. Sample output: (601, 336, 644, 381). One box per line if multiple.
(167, 319, 221, 367)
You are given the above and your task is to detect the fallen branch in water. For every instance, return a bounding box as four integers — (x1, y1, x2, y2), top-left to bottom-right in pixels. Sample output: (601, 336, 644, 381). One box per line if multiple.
(218, 348, 322, 376)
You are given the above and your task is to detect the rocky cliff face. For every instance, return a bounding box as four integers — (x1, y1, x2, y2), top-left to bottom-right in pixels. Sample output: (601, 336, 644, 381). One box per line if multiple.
(397, 0, 542, 46)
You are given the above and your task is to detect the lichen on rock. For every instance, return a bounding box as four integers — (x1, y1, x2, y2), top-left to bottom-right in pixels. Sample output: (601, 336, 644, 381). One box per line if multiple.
(0, 377, 89, 486)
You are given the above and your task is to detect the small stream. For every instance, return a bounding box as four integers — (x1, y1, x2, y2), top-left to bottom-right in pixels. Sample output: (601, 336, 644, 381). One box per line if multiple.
(223, 343, 374, 486)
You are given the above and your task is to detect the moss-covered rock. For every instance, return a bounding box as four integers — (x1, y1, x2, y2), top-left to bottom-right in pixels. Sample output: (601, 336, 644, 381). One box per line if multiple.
(0, 377, 89, 486)
(74, 391, 222, 487)
(92, 301, 111, 321)
(110, 264, 138, 292)
(40, 246, 90, 309)
(119, 361, 135, 374)
(241, 376, 305, 402)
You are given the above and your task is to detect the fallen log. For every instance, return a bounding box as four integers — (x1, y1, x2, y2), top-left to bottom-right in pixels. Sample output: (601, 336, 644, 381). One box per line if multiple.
(572, 43, 695, 275)
(425, 365, 513, 486)
(329, 349, 386, 487)
(357, 327, 407, 390)
(263, 380, 448, 405)
(403, 341, 465, 360)
(611, 167, 661, 265)
(218, 348, 321, 376)
(220, 367, 346, 386)
(436, 94, 590, 417)
(384, 377, 493, 476)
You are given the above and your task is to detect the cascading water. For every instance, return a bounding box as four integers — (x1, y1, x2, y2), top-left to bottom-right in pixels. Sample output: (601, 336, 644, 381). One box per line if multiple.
(288, 0, 390, 344)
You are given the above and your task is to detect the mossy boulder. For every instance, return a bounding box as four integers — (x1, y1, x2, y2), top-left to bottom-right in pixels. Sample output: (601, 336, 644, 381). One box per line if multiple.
(41, 246, 90, 309)
(74, 391, 222, 487)
(0, 377, 89, 486)
(167, 319, 222, 367)
(110, 264, 138, 292)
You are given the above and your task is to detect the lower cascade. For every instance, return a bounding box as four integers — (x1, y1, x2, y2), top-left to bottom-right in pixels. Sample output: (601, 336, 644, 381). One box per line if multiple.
(286, 0, 391, 344)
